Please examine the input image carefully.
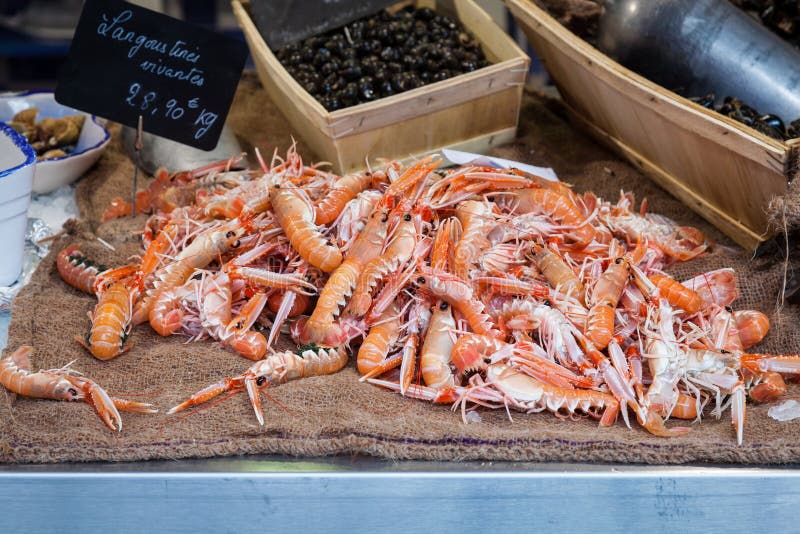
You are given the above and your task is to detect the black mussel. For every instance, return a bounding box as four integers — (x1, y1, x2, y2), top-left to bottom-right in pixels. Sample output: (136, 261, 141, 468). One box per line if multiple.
(341, 58, 362, 81)
(367, 39, 383, 55)
(425, 58, 440, 72)
(392, 72, 408, 92)
(420, 70, 432, 82)
(380, 47, 400, 62)
(760, 114, 787, 135)
(461, 60, 478, 72)
(462, 51, 478, 63)
(361, 56, 380, 75)
(320, 60, 338, 77)
(432, 70, 451, 82)
(406, 73, 423, 89)
(741, 105, 760, 120)
(341, 47, 358, 60)
(376, 26, 392, 44)
(359, 79, 376, 101)
(355, 40, 373, 56)
(342, 66, 362, 81)
(430, 28, 447, 42)
(374, 67, 389, 82)
(415, 7, 435, 21)
(378, 79, 395, 97)
(304, 81, 319, 95)
(327, 96, 342, 111)
(287, 51, 303, 65)
(313, 48, 332, 67)
(333, 76, 346, 91)
(342, 82, 359, 102)
(394, 31, 409, 47)
(410, 44, 426, 58)
(441, 50, 458, 70)
(690, 93, 716, 109)
(414, 21, 427, 38)
(387, 61, 403, 73)
(324, 39, 345, 57)
(319, 80, 334, 95)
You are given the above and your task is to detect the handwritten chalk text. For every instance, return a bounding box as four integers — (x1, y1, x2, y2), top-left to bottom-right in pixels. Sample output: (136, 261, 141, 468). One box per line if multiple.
(97, 9, 203, 86)
(125, 83, 215, 140)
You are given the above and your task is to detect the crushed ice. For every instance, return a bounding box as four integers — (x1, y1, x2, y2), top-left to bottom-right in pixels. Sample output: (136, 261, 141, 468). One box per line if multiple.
(768, 400, 800, 422)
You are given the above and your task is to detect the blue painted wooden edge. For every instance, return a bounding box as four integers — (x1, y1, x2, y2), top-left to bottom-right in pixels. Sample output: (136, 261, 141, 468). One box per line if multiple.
(1, 471, 797, 532)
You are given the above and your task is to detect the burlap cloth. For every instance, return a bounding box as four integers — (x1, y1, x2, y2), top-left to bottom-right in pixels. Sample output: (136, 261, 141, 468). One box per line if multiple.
(2, 72, 800, 464)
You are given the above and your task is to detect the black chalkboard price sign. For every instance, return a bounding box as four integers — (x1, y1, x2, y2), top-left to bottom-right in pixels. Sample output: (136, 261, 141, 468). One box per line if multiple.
(250, 0, 397, 49)
(56, 0, 247, 151)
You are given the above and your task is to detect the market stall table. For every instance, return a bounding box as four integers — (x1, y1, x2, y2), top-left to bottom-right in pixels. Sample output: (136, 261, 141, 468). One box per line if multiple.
(2, 73, 800, 528)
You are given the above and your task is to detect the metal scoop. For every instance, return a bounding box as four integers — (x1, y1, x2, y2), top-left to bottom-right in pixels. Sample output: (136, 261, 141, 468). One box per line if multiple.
(596, 0, 800, 120)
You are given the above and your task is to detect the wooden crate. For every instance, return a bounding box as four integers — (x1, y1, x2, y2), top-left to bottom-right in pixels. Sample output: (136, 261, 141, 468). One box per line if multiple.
(506, 0, 800, 251)
(233, 0, 529, 174)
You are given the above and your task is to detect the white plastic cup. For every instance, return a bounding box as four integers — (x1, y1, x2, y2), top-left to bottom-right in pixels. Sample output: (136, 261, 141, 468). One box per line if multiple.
(0, 122, 35, 286)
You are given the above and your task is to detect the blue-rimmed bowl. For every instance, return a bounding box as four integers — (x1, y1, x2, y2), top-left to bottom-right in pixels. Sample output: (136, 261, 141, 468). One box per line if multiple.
(0, 91, 110, 194)
(0, 121, 36, 286)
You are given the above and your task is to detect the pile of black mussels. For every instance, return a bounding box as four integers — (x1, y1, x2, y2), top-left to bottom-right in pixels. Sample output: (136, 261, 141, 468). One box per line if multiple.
(691, 94, 800, 141)
(274, 6, 491, 111)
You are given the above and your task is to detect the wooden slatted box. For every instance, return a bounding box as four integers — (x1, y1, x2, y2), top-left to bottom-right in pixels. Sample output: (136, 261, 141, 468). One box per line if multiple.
(233, 0, 530, 174)
(506, 0, 800, 250)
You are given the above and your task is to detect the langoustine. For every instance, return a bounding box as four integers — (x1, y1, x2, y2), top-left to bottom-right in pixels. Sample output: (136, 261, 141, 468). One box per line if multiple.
(1, 346, 156, 431)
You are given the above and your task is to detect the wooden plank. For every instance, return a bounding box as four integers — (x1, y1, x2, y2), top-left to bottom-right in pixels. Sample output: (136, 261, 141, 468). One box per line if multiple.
(333, 87, 522, 171)
(565, 106, 767, 250)
(326, 60, 528, 138)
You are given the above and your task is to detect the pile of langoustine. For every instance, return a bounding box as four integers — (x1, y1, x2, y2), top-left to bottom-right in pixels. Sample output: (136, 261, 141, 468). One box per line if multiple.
(1, 148, 796, 444)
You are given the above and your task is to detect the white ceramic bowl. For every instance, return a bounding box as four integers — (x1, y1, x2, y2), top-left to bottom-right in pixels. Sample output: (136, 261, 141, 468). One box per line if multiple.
(0, 122, 36, 286)
(0, 91, 110, 194)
